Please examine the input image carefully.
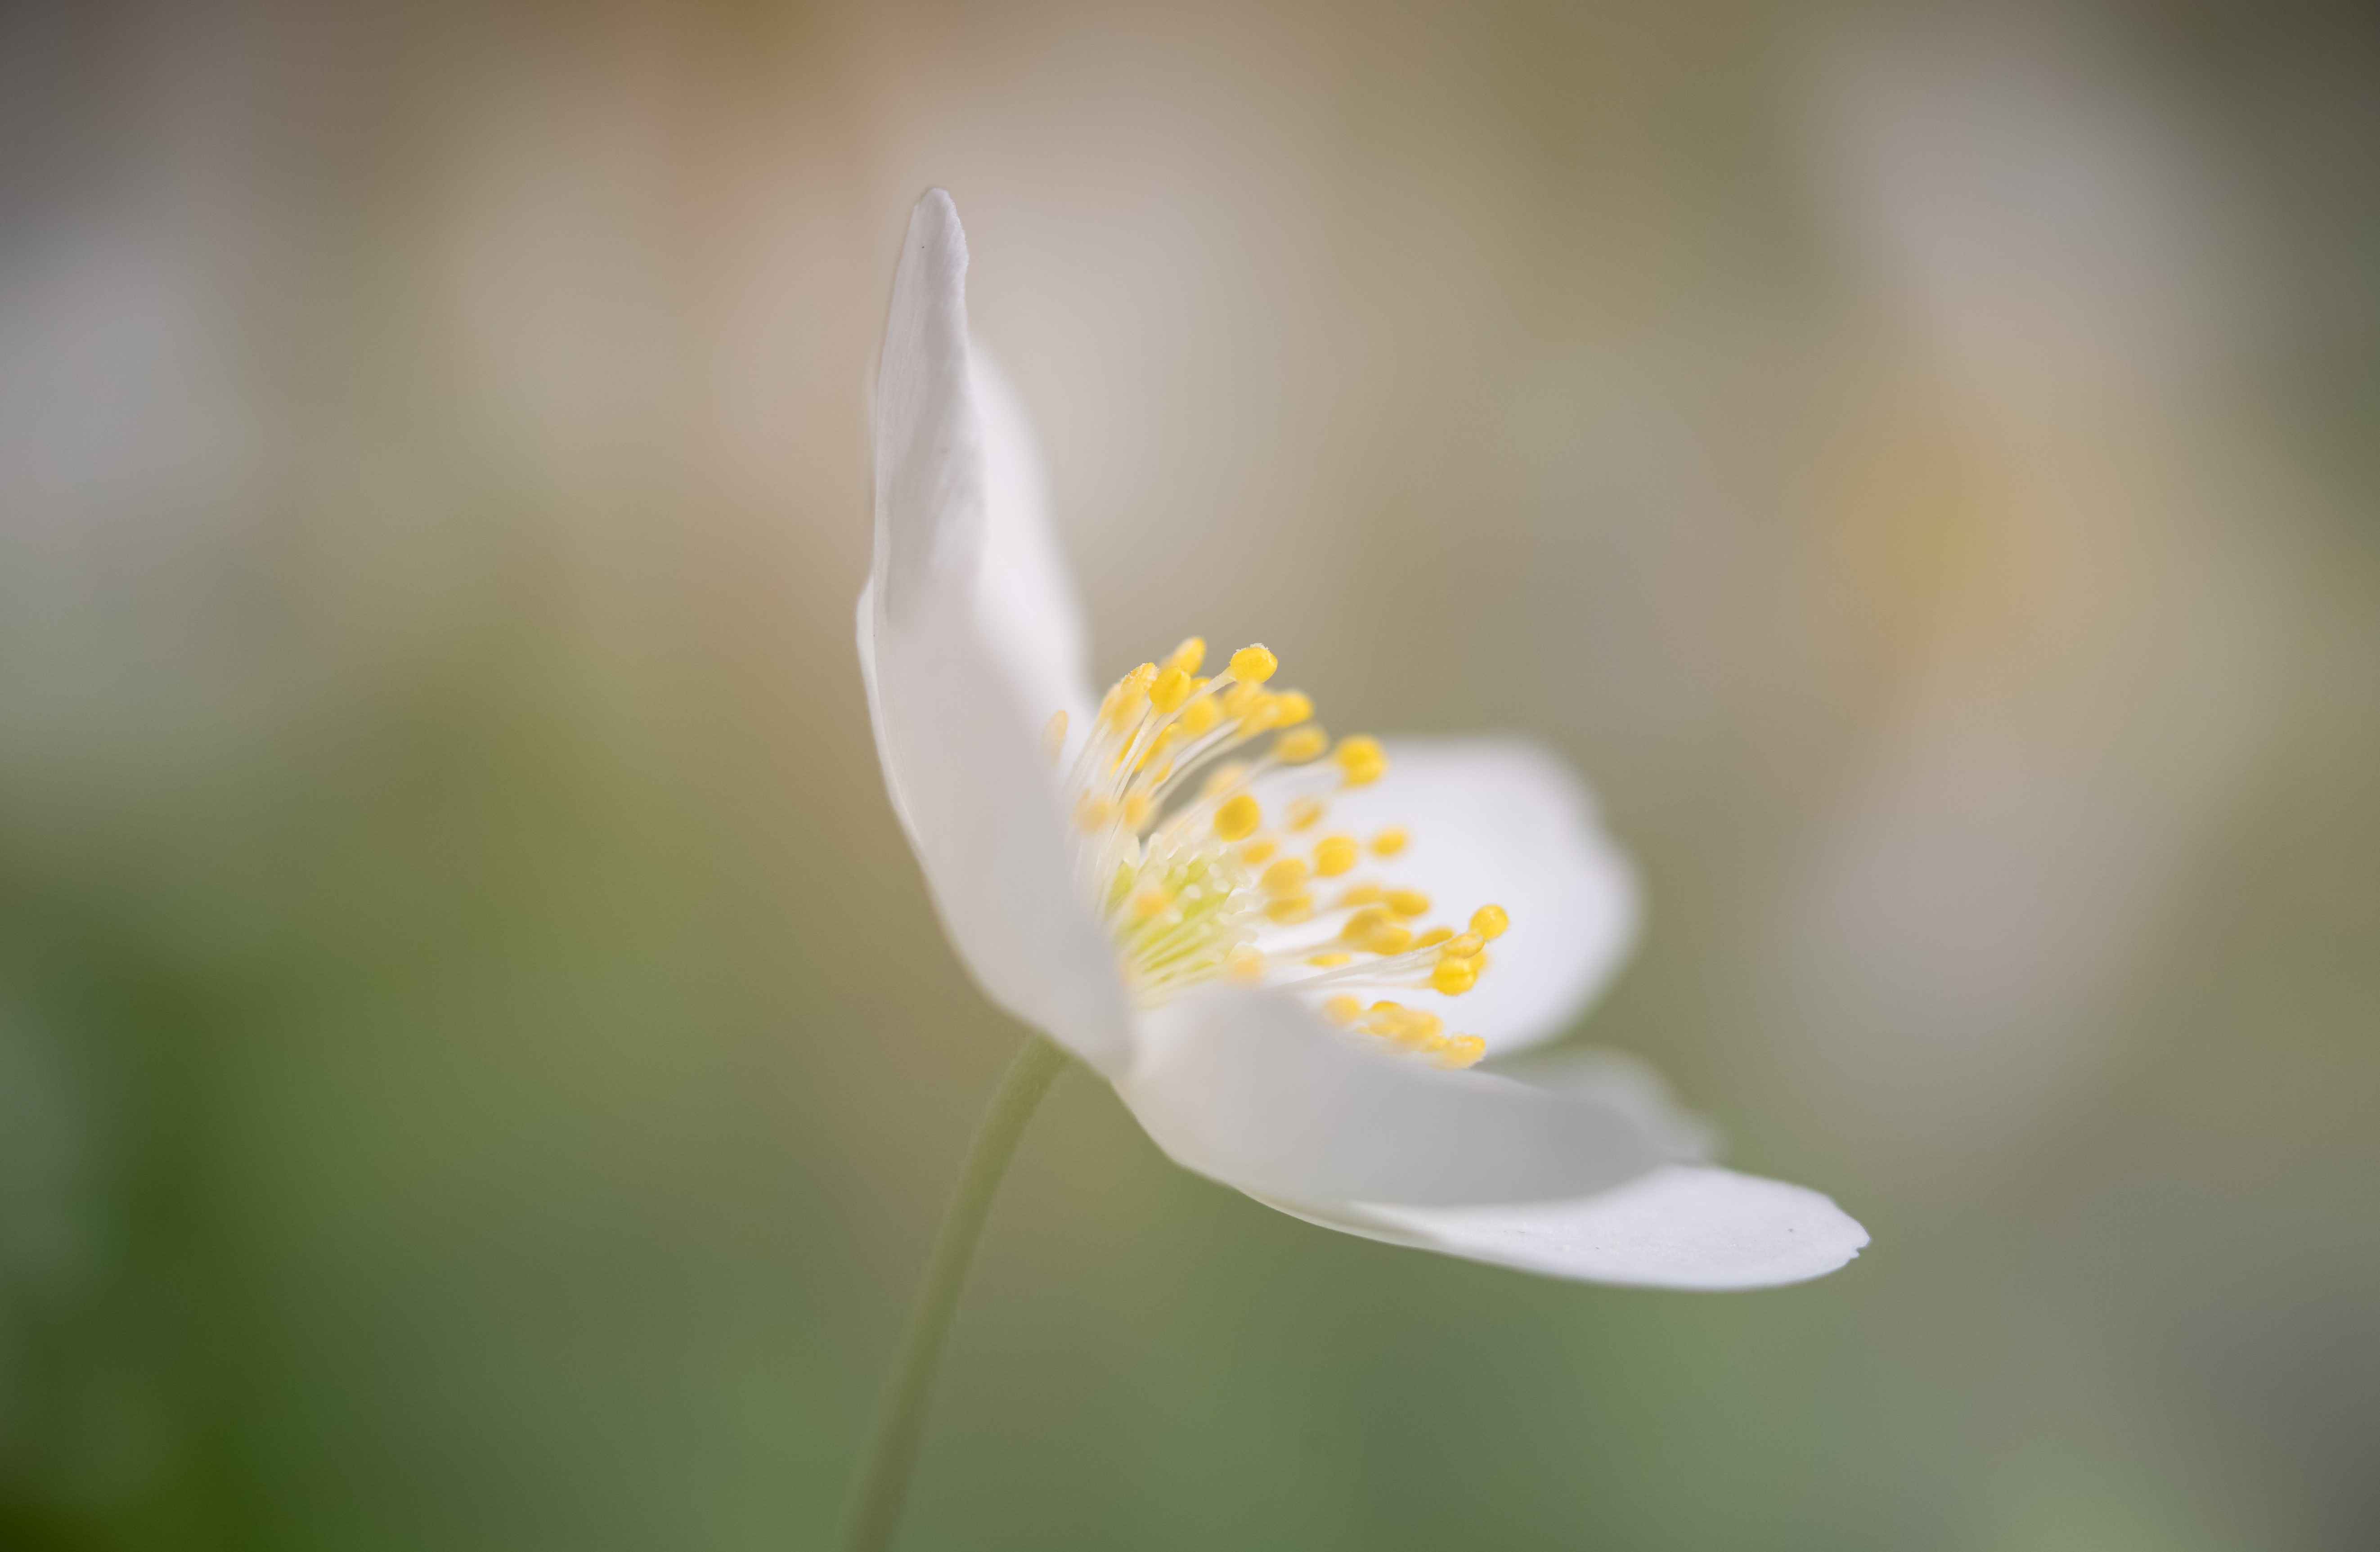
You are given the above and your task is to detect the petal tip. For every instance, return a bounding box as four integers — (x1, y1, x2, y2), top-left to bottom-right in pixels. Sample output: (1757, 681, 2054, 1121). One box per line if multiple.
(907, 187, 965, 254)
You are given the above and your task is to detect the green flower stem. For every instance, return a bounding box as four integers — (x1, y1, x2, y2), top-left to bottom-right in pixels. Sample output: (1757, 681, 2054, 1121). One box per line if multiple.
(837, 1032, 1070, 1552)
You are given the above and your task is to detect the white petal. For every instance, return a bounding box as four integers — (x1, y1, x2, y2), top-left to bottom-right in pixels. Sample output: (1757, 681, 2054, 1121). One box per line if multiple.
(1114, 987, 1706, 1207)
(1264, 1167, 1869, 1290)
(861, 190, 1132, 1072)
(1320, 739, 1639, 1054)
(972, 353, 1097, 738)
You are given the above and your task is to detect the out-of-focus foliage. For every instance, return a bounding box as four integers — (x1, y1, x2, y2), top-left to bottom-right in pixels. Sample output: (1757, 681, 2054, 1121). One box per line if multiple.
(4, 1, 2376, 1548)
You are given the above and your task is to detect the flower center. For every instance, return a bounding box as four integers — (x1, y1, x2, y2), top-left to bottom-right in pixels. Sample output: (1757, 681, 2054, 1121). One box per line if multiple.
(1047, 637, 1505, 1069)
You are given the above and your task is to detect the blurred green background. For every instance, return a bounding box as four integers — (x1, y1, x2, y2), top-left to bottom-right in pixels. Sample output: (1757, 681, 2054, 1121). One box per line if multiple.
(5, 0, 2377, 1547)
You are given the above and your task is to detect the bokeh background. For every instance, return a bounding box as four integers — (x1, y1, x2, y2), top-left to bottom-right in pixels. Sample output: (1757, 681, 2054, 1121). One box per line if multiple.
(5, 0, 2378, 1547)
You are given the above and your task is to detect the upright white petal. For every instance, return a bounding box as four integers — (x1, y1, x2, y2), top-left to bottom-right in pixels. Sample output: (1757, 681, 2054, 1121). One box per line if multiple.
(1116, 987, 1708, 1207)
(973, 354, 1097, 739)
(860, 190, 1132, 1071)
(1324, 739, 1639, 1054)
(1266, 1168, 1869, 1290)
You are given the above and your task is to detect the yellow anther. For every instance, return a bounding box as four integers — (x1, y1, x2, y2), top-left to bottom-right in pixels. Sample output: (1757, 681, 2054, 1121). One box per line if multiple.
(1287, 796, 1326, 831)
(1341, 905, 1392, 943)
(1369, 826, 1409, 857)
(1275, 727, 1328, 764)
(1265, 894, 1315, 924)
(1105, 663, 1157, 725)
(1270, 690, 1313, 727)
(1123, 793, 1152, 830)
(1430, 957, 1478, 996)
(1226, 945, 1266, 984)
(1229, 643, 1278, 684)
(1470, 904, 1509, 941)
(1307, 951, 1353, 968)
(1167, 637, 1207, 675)
(1203, 762, 1248, 797)
(1334, 735, 1387, 787)
(1440, 932, 1484, 959)
(1132, 888, 1172, 922)
(1239, 839, 1277, 865)
(1179, 695, 1222, 736)
(1363, 923, 1416, 956)
(1149, 665, 1194, 714)
(1214, 793, 1262, 841)
(1043, 710, 1068, 762)
(1261, 857, 1311, 898)
(1416, 926, 1455, 948)
(1313, 834, 1359, 876)
(1323, 993, 1362, 1026)
(1358, 1003, 1426, 1048)
(1077, 796, 1116, 831)
(1431, 1035, 1487, 1069)
(1222, 682, 1265, 721)
(1338, 883, 1387, 907)
(1386, 888, 1431, 918)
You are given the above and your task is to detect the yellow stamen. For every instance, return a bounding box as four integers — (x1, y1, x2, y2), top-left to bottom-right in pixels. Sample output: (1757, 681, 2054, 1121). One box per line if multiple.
(1338, 883, 1386, 907)
(1077, 796, 1115, 831)
(1416, 926, 1455, 947)
(1440, 933, 1484, 959)
(1275, 727, 1327, 764)
(1307, 951, 1353, 968)
(1341, 905, 1392, 943)
(1369, 826, 1409, 857)
(1226, 945, 1266, 984)
(1215, 794, 1262, 841)
(1362, 923, 1415, 956)
(1132, 888, 1172, 922)
(1432, 1035, 1486, 1069)
(1270, 690, 1313, 727)
(1229, 643, 1278, 684)
(1386, 888, 1430, 918)
(1287, 796, 1326, 832)
(1179, 695, 1222, 736)
(1430, 957, 1478, 995)
(1239, 839, 1277, 865)
(1106, 663, 1157, 725)
(1313, 834, 1359, 876)
(1149, 666, 1194, 713)
(1323, 994, 1362, 1026)
(1265, 895, 1315, 924)
(1123, 793, 1152, 830)
(1470, 904, 1509, 941)
(1167, 637, 1207, 675)
(1261, 857, 1311, 898)
(1334, 734, 1386, 787)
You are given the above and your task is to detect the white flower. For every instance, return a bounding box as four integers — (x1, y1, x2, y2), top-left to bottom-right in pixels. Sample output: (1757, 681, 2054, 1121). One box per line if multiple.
(858, 191, 1865, 1289)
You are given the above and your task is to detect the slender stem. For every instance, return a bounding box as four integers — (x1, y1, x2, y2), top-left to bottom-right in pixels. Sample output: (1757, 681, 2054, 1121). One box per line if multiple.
(837, 1033, 1069, 1552)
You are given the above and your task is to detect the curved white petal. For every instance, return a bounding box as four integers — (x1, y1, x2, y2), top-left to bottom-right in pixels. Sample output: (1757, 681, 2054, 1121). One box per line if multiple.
(1483, 1045, 1721, 1158)
(861, 190, 1132, 1071)
(972, 353, 1096, 738)
(1262, 1167, 1869, 1290)
(1114, 987, 1706, 1207)
(1319, 739, 1639, 1055)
